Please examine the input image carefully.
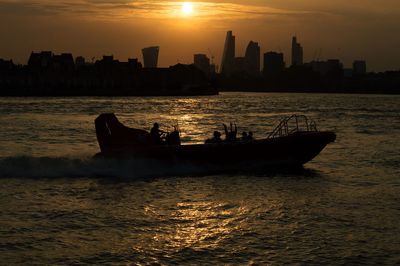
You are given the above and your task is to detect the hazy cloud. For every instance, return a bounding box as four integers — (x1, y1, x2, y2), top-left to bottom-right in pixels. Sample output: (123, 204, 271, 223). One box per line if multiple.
(1, 0, 398, 21)
(0, 0, 313, 20)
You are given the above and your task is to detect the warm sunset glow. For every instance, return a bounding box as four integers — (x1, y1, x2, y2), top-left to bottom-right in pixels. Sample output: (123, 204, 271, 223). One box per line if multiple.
(181, 2, 193, 15)
(0, 0, 399, 70)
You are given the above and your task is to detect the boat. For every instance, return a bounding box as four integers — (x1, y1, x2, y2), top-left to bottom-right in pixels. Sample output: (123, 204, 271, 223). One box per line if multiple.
(94, 113, 336, 170)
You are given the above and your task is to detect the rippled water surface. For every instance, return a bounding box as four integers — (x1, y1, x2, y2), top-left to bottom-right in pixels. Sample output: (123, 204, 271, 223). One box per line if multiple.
(0, 93, 399, 265)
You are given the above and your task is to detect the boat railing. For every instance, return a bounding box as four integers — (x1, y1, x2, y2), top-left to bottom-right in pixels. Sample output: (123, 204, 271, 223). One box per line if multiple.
(268, 115, 318, 139)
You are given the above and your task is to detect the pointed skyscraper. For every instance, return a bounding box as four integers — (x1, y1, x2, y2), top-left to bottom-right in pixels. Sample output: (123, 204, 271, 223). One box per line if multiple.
(245, 41, 261, 75)
(221, 31, 235, 76)
(291, 36, 303, 66)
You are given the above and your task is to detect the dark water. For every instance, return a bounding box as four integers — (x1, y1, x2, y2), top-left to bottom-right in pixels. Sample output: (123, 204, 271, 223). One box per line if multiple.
(0, 93, 399, 265)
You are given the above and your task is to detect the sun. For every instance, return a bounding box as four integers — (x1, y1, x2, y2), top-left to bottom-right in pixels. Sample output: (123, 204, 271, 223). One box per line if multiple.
(181, 2, 193, 15)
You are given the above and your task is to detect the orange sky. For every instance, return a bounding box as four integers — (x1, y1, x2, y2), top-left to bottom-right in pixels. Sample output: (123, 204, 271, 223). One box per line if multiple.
(0, 0, 399, 71)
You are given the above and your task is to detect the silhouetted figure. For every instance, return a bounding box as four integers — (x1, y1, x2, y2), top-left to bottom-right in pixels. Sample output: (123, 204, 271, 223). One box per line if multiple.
(205, 131, 223, 144)
(165, 126, 181, 146)
(241, 132, 248, 141)
(150, 122, 165, 144)
(247, 131, 254, 141)
(223, 123, 237, 142)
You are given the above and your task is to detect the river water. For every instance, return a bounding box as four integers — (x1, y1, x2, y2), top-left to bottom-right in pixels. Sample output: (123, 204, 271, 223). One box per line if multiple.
(0, 92, 399, 265)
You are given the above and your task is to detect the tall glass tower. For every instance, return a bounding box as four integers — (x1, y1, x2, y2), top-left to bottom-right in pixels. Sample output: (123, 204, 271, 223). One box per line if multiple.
(142, 46, 160, 68)
(221, 31, 235, 76)
(291, 37, 303, 66)
(245, 41, 261, 75)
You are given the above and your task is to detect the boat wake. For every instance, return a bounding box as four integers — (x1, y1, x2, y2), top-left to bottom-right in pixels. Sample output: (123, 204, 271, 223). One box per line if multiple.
(0, 155, 207, 179)
(0, 155, 316, 179)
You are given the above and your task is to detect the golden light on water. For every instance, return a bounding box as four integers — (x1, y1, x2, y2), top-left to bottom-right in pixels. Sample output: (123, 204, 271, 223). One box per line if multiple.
(151, 201, 246, 250)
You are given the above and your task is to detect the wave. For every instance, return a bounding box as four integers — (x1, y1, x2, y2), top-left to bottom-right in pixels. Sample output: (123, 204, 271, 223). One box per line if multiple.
(0, 155, 205, 179)
(0, 155, 314, 179)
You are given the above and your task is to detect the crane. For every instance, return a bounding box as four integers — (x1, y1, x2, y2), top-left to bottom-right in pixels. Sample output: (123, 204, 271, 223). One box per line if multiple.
(207, 48, 219, 73)
(207, 48, 215, 65)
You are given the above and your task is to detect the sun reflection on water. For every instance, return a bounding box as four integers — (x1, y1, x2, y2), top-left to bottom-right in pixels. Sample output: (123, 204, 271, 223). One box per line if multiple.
(143, 200, 248, 252)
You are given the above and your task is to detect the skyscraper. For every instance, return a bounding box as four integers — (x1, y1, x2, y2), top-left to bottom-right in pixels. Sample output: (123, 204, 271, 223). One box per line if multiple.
(353, 60, 367, 75)
(233, 57, 246, 73)
(221, 31, 235, 76)
(244, 41, 261, 75)
(264, 52, 285, 75)
(142, 46, 159, 68)
(291, 36, 303, 66)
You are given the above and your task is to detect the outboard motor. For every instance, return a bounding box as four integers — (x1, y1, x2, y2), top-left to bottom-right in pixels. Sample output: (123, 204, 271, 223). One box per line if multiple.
(95, 113, 152, 153)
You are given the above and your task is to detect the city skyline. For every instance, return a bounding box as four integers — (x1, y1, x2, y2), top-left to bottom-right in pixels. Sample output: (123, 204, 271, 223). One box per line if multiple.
(2, 32, 368, 75)
(0, 1, 399, 72)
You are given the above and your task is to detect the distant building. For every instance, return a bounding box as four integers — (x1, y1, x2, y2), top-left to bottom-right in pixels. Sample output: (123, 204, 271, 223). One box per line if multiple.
(343, 68, 353, 78)
(193, 54, 210, 76)
(27, 51, 75, 71)
(291, 36, 303, 66)
(94, 55, 141, 72)
(353, 60, 367, 75)
(102, 55, 115, 63)
(0, 58, 14, 67)
(128, 58, 142, 69)
(135, 64, 212, 93)
(263, 52, 285, 75)
(244, 41, 260, 75)
(142, 46, 159, 68)
(168, 64, 210, 90)
(221, 31, 235, 76)
(53, 53, 74, 71)
(75, 56, 86, 67)
(210, 64, 217, 75)
(0, 58, 14, 73)
(28, 51, 53, 69)
(233, 57, 246, 73)
(306, 59, 343, 76)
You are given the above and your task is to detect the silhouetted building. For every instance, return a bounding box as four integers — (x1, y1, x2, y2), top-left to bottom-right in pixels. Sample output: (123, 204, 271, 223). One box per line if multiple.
(221, 31, 235, 76)
(264, 52, 285, 75)
(1, 51, 218, 96)
(53, 53, 74, 71)
(306, 59, 343, 76)
(0, 59, 14, 71)
(75, 56, 86, 67)
(142, 46, 159, 68)
(128, 58, 142, 69)
(28, 51, 53, 69)
(95, 55, 141, 73)
(194, 54, 210, 76)
(210, 64, 217, 75)
(244, 41, 260, 75)
(135, 63, 215, 94)
(233, 57, 246, 73)
(100, 55, 116, 64)
(353, 60, 367, 75)
(343, 68, 353, 78)
(168, 64, 210, 91)
(27, 51, 76, 72)
(291, 36, 303, 66)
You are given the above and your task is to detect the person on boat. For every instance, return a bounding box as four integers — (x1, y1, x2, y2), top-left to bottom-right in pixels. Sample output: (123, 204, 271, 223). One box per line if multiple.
(247, 131, 254, 141)
(150, 122, 166, 144)
(205, 131, 222, 144)
(241, 132, 248, 141)
(223, 123, 237, 142)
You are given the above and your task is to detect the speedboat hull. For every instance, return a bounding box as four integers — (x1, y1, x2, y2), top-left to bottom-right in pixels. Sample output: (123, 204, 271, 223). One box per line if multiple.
(95, 131, 336, 169)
